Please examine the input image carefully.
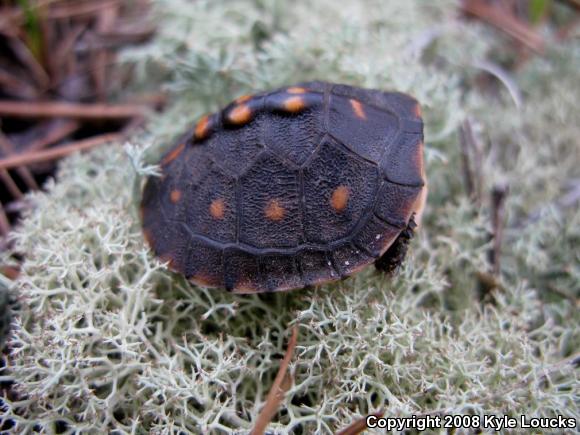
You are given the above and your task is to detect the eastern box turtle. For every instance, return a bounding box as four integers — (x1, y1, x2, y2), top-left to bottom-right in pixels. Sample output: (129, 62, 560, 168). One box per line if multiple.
(141, 81, 426, 293)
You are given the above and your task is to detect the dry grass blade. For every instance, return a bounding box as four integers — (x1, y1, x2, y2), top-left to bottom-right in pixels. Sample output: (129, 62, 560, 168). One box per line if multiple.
(0, 132, 123, 170)
(337, 410, 385, 435)
(251, 326, 298, 435)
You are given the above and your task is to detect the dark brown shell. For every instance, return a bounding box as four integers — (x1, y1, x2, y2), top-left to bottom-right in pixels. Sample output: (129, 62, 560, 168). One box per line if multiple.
(141, 81, 426, 293)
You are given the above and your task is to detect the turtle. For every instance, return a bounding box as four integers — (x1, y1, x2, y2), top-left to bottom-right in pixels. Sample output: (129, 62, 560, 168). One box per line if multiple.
(140, 81, 427, 293)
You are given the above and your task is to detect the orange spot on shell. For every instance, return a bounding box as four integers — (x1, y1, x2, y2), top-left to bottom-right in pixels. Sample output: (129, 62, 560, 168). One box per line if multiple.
(170, 189, 181, 204)
(235, 94, 252, 103)
(161, 142, 185, 165)
(265, 199, 285, 221)
(331, 186, 350, 212)
(195, 115, 210, 140)
(228, 104, 252, 125)
(283, 96, 306, 113)
(350, 99, 366, 120)
(287, 87, 307, 94)
(210, 198, 226, 219)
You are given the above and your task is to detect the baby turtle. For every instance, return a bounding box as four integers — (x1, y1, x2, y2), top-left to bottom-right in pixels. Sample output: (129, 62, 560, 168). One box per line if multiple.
(141, 81, 426, 293)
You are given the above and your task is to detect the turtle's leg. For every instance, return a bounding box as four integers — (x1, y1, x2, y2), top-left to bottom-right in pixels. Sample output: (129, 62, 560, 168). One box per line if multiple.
(375, 214, 417, 275)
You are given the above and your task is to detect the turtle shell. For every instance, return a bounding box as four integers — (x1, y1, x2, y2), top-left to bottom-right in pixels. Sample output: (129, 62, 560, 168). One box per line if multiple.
(141, 81, 426, 293)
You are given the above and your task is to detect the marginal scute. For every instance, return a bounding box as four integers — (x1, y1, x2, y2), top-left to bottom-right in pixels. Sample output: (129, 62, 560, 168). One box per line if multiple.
(224, 249, 261, 293)
(261, 255, 302, 291)
(146, 220, 190, 274)
(185, 239, 224, 288)
(300, 249, 338, 286)
(380, 133, 424, 186)
(353, 215, 401, 257)
(332, 243, 373, 277)
(374, 181, 422, 228)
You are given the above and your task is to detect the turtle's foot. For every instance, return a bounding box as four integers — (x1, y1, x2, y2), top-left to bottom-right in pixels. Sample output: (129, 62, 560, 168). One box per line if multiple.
(375, 214, 417, 275)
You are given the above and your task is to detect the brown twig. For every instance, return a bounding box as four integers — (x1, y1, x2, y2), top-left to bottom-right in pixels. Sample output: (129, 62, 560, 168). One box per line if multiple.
(251, 326, 299, 435)
(0, 101, 147, 119)
(0, 132, 123, 170)
(461, 0, 545, 52)
(337, 410, 385, 435)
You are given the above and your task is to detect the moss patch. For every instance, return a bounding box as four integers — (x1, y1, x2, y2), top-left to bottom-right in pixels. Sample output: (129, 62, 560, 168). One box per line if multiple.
(1, 0, 579, 433)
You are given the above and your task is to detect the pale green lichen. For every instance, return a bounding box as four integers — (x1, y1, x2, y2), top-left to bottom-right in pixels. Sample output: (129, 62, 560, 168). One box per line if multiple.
(1, 0, 579, 433)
